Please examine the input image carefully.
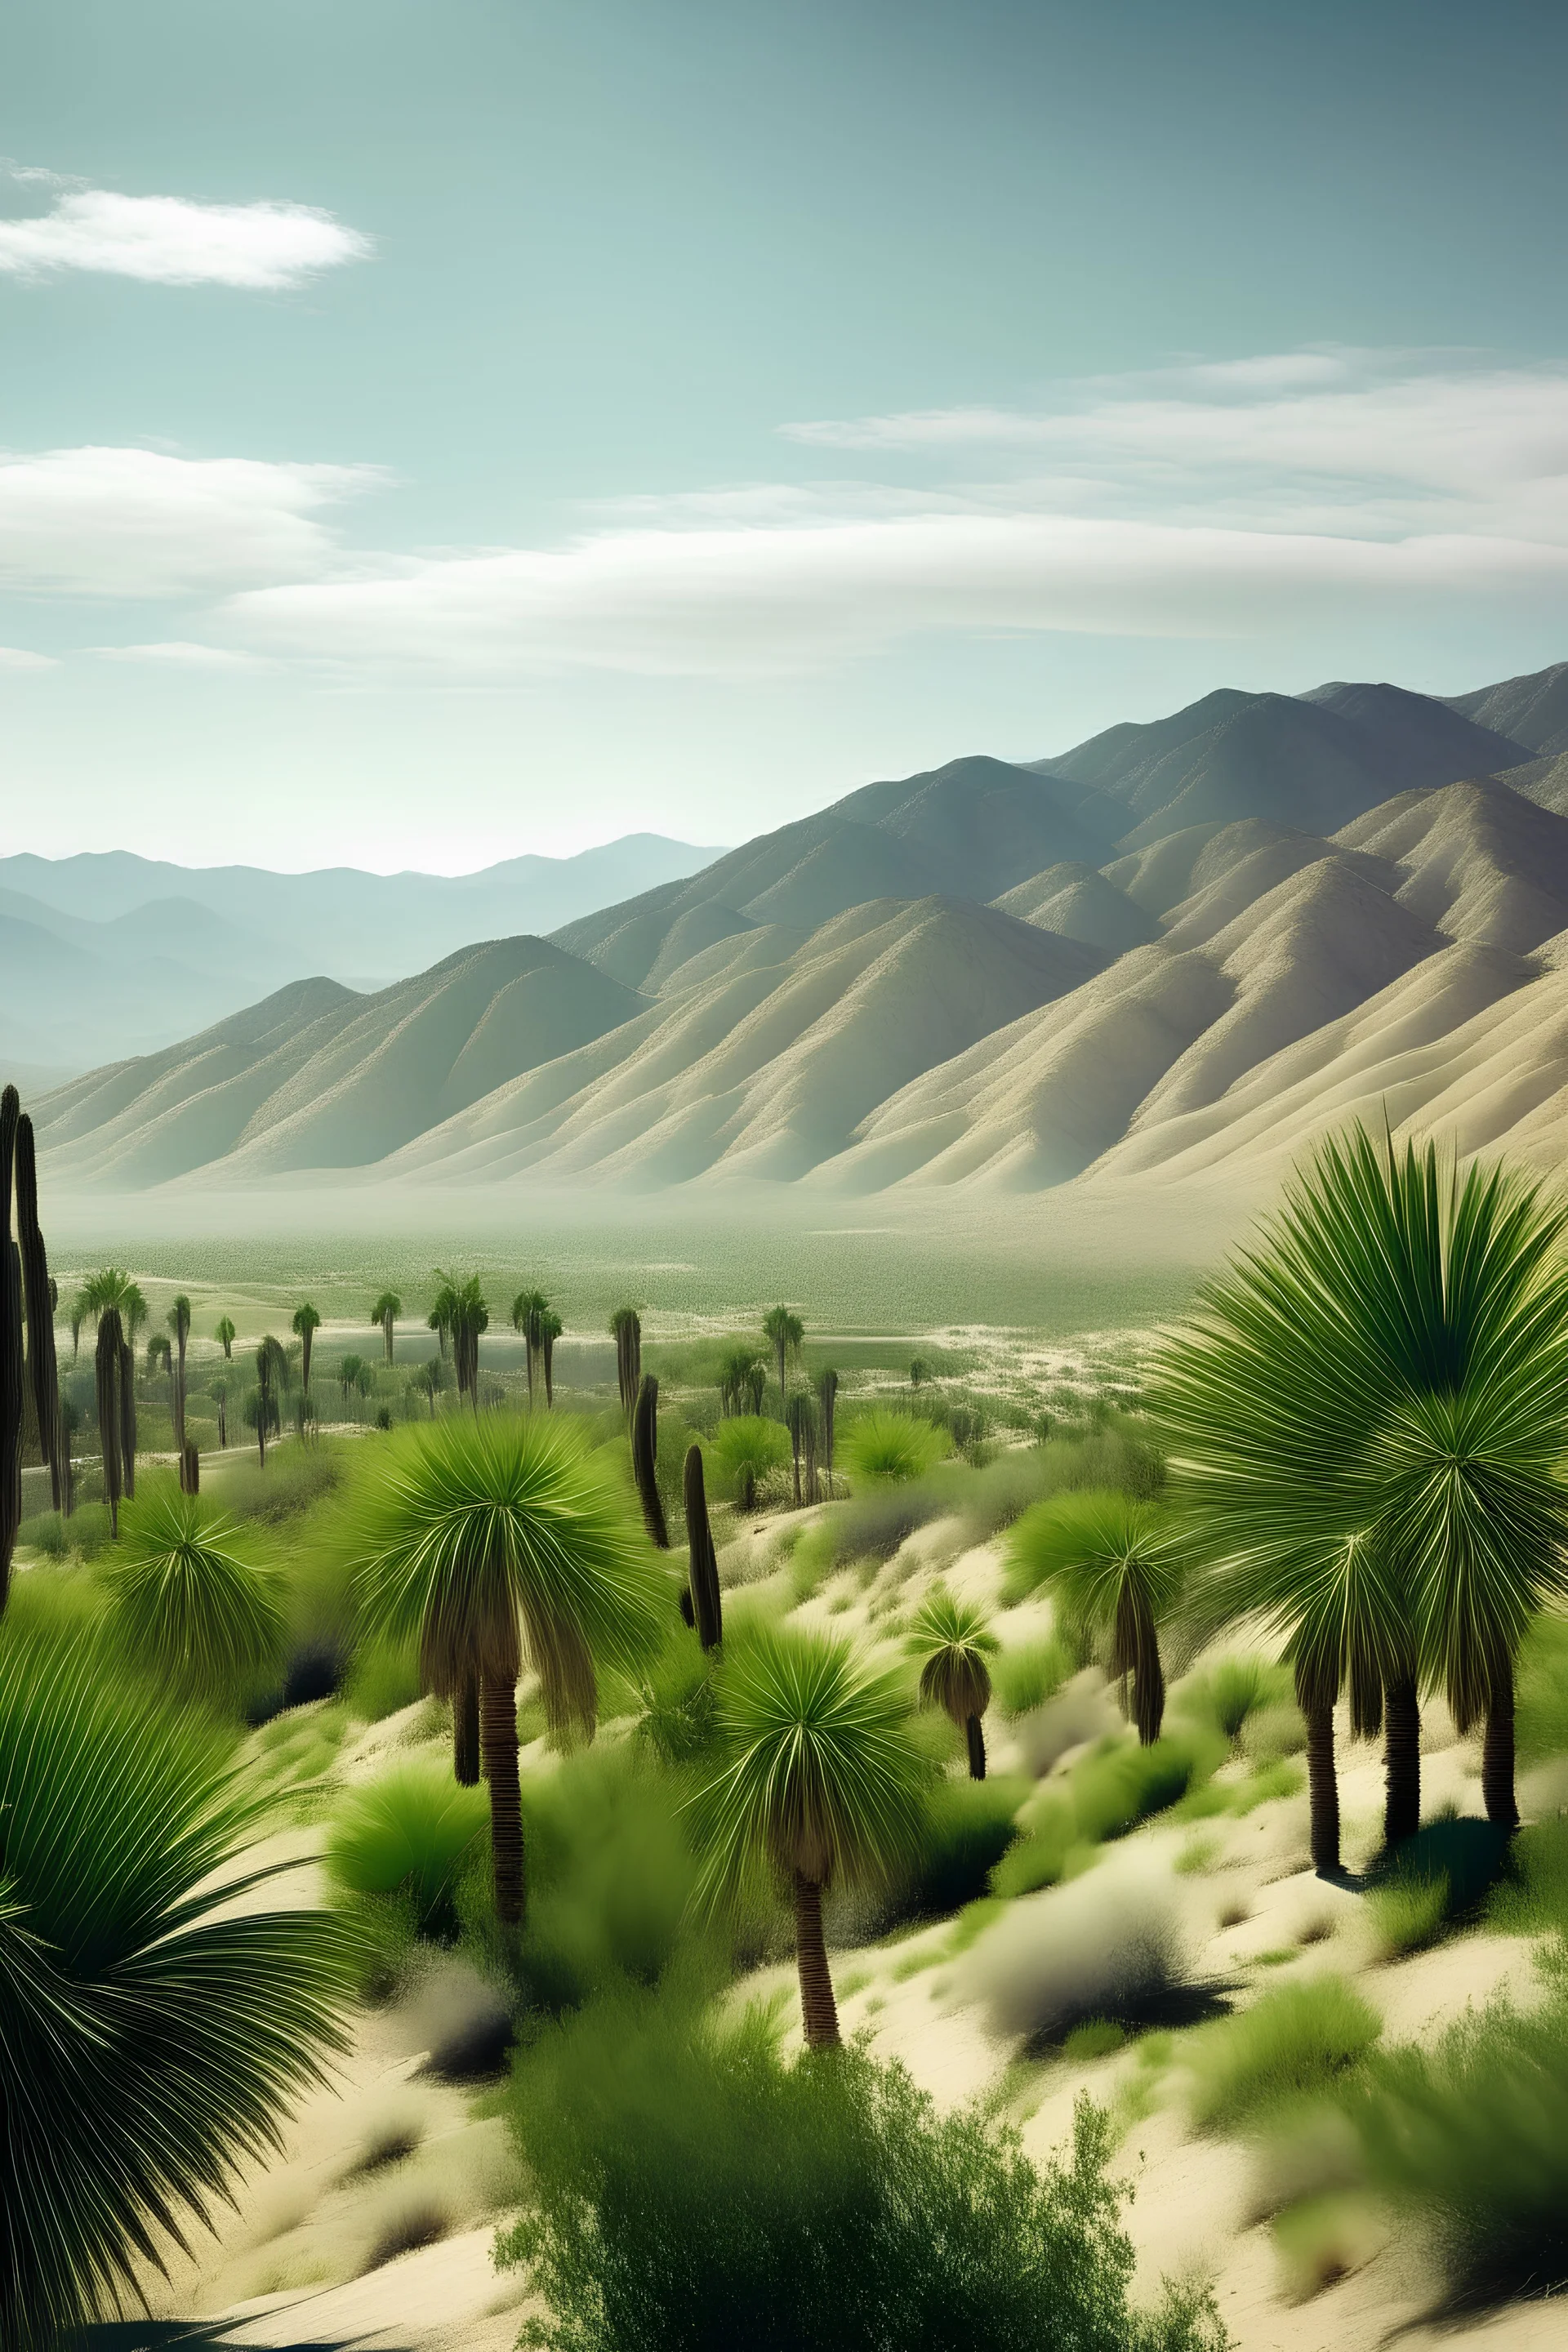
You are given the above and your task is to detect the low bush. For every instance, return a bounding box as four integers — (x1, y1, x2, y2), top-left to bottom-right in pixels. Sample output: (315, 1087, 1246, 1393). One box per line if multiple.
(991, 1636, 1071, 1719)
(840, 1409, 950, 1486)
(963, 1851, 1199, 2042)
(706, 1416, 791, 1514)
(1365, 1818, 1512, 1957)
(212, 1437, 346, 1524)
(326, 1762, 488, 1940)
(1177, 1657, 1291, 1748)
(884, 1775, 1027, 1922)
(16, 1510, 70, 1560)
(497, 1985, 1227, 2352)
(1070, 1735, 1212, 1842)
(1517, 1613, 1568, 1764)
(1187, 1977, 1381, 2135)
(343, 1629, 423, 1722)
(1489, 1814, 1568, 1940)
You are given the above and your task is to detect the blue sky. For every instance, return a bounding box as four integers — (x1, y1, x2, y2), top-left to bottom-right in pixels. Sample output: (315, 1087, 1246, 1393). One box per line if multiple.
(3, 0, 1568, 871)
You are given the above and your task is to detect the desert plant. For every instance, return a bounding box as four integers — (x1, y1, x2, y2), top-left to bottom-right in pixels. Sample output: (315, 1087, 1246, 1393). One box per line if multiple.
(840, 1407, 948, 1486)
(214, 1313, 236, 1359)
(762, 1303, 804, 1408)
(691, 1625, 930, 2047)
(817, 1366, 839, 1490)
(540, 1307, 562, 1405)
(991, 1634, 1072, 1718)
(1005, 1490, 1182, 1744)
(211, 1376, 229, 1449)
(167, 1291, 192, 1448)
(708, 1414, 789, 1513)
(684, 1444, 722, 1650)
(94, 1307, 125, 1535)
(610, 1304, 642, 1418)
(784, 1389, 818, 1507)
(963, 1851, 1194, 2040)
(719, 1344, 767, 1419)
(630, 1374, 668, 1546)
(372, 1289, 403, 1365)
(147, 1331, 172, 1381)
(908, 1585, 997, 1779)
(0, 1632, 346, 2348)
(513, 1287, 549, 1403)
(413, 1356, 447, 1416)
(348, 1414, 666, 1925)
(1187, 1976, 1381, 2134)
(291, 1299, 320, 1394)
(107, 1478, 285, 1699)
(337, 1351, 367, 1413)
(15, 1110, 63, 1514)
(326, 1760, 488, 1940)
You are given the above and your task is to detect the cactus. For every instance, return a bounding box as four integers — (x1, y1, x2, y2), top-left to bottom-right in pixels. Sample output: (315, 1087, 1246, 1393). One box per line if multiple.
(611, 1305, 642, 1420)
(0, 1087, 21, 1601)
(817, 1367, 839, 1495)
(683, 1444, 723, 1650)
(95, 1307, 126, 1536)
(630, 1372, 667, 1548)
(15, 1114, 61, 1512)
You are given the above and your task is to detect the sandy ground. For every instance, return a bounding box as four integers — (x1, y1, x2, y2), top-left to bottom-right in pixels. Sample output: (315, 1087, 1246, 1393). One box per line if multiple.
(165, 1514, 1566, 2352)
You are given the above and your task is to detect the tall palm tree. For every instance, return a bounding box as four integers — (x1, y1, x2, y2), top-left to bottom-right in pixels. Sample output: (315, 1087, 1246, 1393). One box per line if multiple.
(212, 1376, 229, 1450)
(762, 1304, 804, 1410)
(108, 1481, 284, 1698)
(167, 1293, 192, 1449)
(291, 1300, 320, 1395)
(413, 1357, 444, 1417)
(349, 1414, 666, 1925)
(1004, 1490, 1183, 1745)
(785, 1391, 818, 1508)
(692, 1627, 929, 2047)
(817, 1367, 839, 1495)
(429, 1272, 459, 1362)
(719, 1346, 767, 1419)
(434, 1270, 487, 1406)
(0, 1631, 346, 2349)
(372, 1290, 403, 1365)
(215, 1314, 236, 1360)
(908, 1587, 998, 1779)
(1151, 1125, 1568, 1852)
(511, 1287, 549, 1403)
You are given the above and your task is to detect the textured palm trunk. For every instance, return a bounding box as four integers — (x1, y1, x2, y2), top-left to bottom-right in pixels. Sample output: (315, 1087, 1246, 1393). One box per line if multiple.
(1482, 1661, 1519, 1830)
(792, 1871, 840, 2050)
(0, 1090, 22, 1601)
(965, 1713, 987, 1780)
(16, 1115, 61, 1513)
(300, 1330, 312, 1396)
(118, 1342, 137, 1499)
(1382, 1673, 1421, 1847)
(1305, 1700, 1341, 1875)
(180, 1441, 199, 1496)
(454, 1667, 481, 1786)
(481, 1671, 525, 1923)
(95, 1312, 123, 1539)
(543, 1339, 554, 1408)
(776, 1339, 786, 1410)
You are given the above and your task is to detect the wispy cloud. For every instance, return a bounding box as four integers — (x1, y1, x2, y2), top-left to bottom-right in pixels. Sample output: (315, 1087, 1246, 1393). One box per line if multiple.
(0, 447, 385, 595)
(0, 167, 372, 288)
(0, 645, 55, 670)
(93, 640, 274, 670)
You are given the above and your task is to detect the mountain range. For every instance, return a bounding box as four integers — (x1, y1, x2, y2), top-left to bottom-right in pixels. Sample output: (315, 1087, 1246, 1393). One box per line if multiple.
(30, 659, 1568, 1198)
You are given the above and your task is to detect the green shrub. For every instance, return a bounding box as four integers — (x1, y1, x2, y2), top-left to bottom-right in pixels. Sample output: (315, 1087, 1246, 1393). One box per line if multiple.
(1178, 1657, 1289, 1746)
(707, 1416, 790, 1512)
(1364, 1819, 1512, 1957)
(1517, 1612, 1568, 1763)
(1071, 1736, 1208, 1842)
(1188, 1977, 1381, 2134)
(344, 1628, 423, 1722)
(840, 1409, 950, 1486)
(1489, 1815, 1568, 1940)
(991, 1636, 1071, 1719)
(965, 1851, 1195, 2040)
(1366, 1875, 1450, 1960)
(885, 1775, 1027, 1922)
(211, 1437, 346, 1524)
(326, 1762, 488, 1940)
(497, 1988, 1226, 2352)
(16, 1510, 70, 1560)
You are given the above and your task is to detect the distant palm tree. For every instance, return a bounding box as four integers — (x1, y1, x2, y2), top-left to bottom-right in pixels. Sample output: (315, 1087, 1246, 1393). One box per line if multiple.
(215, 1314, 236, 1361)
(1153, 1125, 1568, 1846)
(428, 1273, 459, 1362)
(109, 1481, 284, 1698)
(338, 1352, 367, 1416)
(511, 1288, 549, 1404)
(81, 1270, 145, 1500)
(692, 1628, 929, 2047)
(146, 1333, 172, 1383)
(785, 1391, 818, 1508)
(719, 1346, 768, 1419)
(167, 1294, 192, 1449)
(372, 1290, 403, 1365)
(540, 1307, 562, 1406)
(817, 1367, 839, 1494)
(291, 1301, 320, 1395)
(94, 1308, 125, 1536)
(350, 1414, 665, 1923)
(69, 1290, 88, 1362)
(1004, 1490, 1183, 1746)
(909, 1587, 998, 1780)
(251, 1336, 287, 1465)
(433, 1270, 487, 1405)
(413, 1358, 445, 1418)
(762, 1305, 804, 1410)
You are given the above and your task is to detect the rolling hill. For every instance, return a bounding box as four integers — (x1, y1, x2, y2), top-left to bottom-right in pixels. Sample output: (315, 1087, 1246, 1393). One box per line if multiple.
(30, 656, 1568, 1200)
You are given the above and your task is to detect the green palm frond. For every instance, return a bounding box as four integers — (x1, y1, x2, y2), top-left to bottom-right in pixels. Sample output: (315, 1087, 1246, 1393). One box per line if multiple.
(1004, 1489, 1182, 1739)
(907, 1586, 997, 1727)
(107, 1478, 285, 1696)
(0, 1633, 348, 2348)
(347, 1411, 667, 1735)
(689, 1626, 932, 1910)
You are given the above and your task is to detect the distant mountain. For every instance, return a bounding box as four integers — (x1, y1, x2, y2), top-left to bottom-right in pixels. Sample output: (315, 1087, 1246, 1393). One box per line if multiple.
(0, 834, 719, 1073)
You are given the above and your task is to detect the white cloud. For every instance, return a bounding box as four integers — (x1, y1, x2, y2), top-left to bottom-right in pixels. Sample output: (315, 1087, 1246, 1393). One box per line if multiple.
(0, 446, 384, 595)
(0, 187, 372, 289)
(0, 645, 56, 670)
(93, 640, 273, 670)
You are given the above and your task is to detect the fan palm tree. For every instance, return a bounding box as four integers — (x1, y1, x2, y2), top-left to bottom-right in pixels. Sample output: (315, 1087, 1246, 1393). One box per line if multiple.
(372, 1290, 403, 1365)
(215, 1313, 236, 1360)
(348, 1414, 666, 1924)
(81, 1270, 146, 1499)
(167, 1293, 192, 1448)
(413, 1357, 445, 1417)
(719, 1346, 768, 1419)
(709, 1414, 789, 1514)
(762, 1304, 804, 1408)
(107, 1480, 285, 1698)
(338, 1351, 366, 1415)
(908, 1586, 998, 1779)
(94, 1307, 125, 1536)
(1151, 1125, 1568, 1854)
(785, 1390, 818, 1507)
(434, 1270, 487, 1405)
(691, 1627, 930, 2048)
(291, 1300, 320, 1395)
(1004, 1490, 1183, 1745)
(511, 1287, 549, 1402)
(147, 1332, 172, 1383)
(0, 1630, 346, 2349)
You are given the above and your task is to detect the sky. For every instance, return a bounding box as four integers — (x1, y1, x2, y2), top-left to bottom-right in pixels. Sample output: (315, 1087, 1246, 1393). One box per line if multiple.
(3, 0, 1568, 873)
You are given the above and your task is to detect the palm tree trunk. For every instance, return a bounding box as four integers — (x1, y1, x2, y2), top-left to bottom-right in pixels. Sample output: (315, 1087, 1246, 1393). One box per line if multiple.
(480, 1670, 525, 1924)
(965, 1713, 987, 1780)
(792, 1870, 840, 2050)
(1382, 1673, 1421, 1846)
(1305, 1699, 1341, 1876)
(544, 1339, 554, 1408)
(453, 1667, 480, 1786)
(776, 1338, 786, 1409)
(1482, 1660, 1519, 1831)
(118, 1341, 137, 1499)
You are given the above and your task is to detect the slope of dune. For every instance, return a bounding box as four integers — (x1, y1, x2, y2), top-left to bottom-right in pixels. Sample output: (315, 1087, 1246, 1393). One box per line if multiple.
(1334, 778, 1568, 953)
(991, 862, 1159, 952)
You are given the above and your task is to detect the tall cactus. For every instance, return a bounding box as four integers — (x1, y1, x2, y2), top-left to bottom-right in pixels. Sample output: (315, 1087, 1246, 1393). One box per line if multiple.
(0, 1087, 22, 1602)
(611, 1305, 642, 1420)
(15, 1116, 61, 1511)
(630, 1372, 668, 1548)
(818, 1367, 839, 1496)
(683, 1443, 722, 1650)
(95, 1307, 125, 1537)
(168, 1293, 193, 1450)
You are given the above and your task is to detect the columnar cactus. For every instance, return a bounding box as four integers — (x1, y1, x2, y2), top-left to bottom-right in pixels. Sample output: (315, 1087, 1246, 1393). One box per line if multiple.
(15, 1114, 62, 1512)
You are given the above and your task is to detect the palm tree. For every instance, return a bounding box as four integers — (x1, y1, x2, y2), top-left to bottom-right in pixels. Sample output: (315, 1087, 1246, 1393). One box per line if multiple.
(80, 1270, 146, 1499)
(763, 1304, 804, 1409)
(372, 1290, 403, 1365)
(93, 1308, 125, 1536)
(1004, 1490, 1183, 1745)
(0, 1631, 345, 2349)
(540, 1307, 562, 1407)
(719, 1346, 768, 1419)
(1151, 1125, 1568, 1853)
(434, 1270, 487, 1406)
(215, 1313, 236, 1360)
(108, 1480, 285, 1698)
(909, 1587, 997, 1779)
(692, 1627, 929, 2047)
(610, 1304, 642, 1418)
(709, 1415, 789, 1514)
(292, 1300, 321, 1395)
(413, 1357, 445, 1417)
(167, 1293, 192, 1448)
(251, 1336, 287, 1465)
(512, 1287, 548, 1403)
(429, 1272, 459, 1362)
(69, 1291, 87, 1362)
(349, 1414, 666, 1924)
(147, 1332, 172, 1383)
(338, 1352, 366, 1415)
(785, 1391, 818, 1507)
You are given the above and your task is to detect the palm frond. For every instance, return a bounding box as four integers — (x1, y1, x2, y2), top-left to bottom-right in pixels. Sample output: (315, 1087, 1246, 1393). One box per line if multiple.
(907, 1586, 996, 1727)
(107, 1477, 285, 1696)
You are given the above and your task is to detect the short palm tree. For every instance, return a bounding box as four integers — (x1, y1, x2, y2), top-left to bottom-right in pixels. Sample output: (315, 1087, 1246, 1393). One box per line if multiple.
(763, 1304, 804, 1408)
(610, 1304, 642, 1417)
(147, 1332, 172, 1383)
(338, 1351, 367, 1414)
(691, 1627, 930, 2048)
(82, 1269, 145, 1498)
(107, 1479, 285, 1698)
(1151, 1125, 1568, 1854)
(292, 1300, 321, 1394)
(0, 1631, 346, 2349)
(709, 1414, 789, 1512)
(1004, 1489, 1183, 1744)
(372, 1289, 403, 1365)
(908, 1586, 998, 1779)
(349, 1414, 666, 1925)
(413, 1356, 445, 1417)
(719, 1346, 768, 1418)
(214, 1313, 236, 1360)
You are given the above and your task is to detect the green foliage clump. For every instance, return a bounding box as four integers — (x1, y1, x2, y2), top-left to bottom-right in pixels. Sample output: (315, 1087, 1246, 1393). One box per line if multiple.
(991, 1635, 1072, 1719)
(885, 1775, 1027, 1922)
(840, 1407, 950, 1486)
(1517, 1612, 1568, 1763)
(1364, 1818, 1512, 1958)
(706, 1414, 790, 1511)
(326, 1761, 488, 1940)
(1188, 1977, 1381, 2135)
(988, 1735, 1210, 1900)
(105, 1477, 286, 1704)
(343, 1628, 424, 1722)
(497, 1989, 1227, 2352)
(1176, 1656, 1290, 1747)
(1488, 1814, 1568, 1940)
